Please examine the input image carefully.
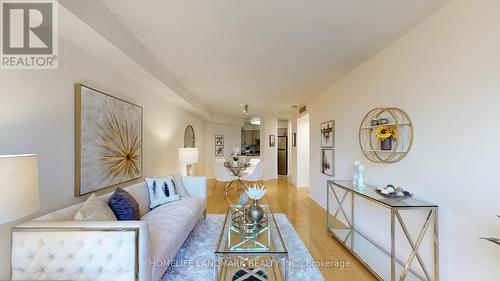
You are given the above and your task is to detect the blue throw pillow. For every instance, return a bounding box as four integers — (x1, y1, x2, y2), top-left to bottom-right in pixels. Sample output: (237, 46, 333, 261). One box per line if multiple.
(108, 188, 140, 220)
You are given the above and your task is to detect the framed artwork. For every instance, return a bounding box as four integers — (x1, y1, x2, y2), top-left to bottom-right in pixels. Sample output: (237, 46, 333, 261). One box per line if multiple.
(292, 133, 297, 147)
(75, 84, 143, 196)
(215, 135, 224, 156)
(321, 148, 334, 176)
(321, 120, 335, 147)
(269, 135, 276, 147)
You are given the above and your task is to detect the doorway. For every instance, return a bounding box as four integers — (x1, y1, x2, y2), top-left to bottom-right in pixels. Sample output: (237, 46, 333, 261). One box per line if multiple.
(296, 114, 310, 187)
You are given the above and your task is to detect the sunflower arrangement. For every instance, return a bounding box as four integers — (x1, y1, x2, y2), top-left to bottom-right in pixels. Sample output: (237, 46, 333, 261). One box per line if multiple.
(376, 126, 397, 141)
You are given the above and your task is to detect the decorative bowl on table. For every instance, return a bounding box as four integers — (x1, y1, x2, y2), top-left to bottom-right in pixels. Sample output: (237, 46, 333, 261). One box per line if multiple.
(231, 207, 268, 236)
(376, 185, 413, 199)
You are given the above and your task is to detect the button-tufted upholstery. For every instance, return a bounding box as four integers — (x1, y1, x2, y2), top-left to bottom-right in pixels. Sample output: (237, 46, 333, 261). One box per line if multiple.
(12, 231, 136, 281)
(11, 176, 207, 281)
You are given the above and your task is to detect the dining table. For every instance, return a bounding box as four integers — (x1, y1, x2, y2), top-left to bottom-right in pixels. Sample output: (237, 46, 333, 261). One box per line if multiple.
(224, 161, 251, 193)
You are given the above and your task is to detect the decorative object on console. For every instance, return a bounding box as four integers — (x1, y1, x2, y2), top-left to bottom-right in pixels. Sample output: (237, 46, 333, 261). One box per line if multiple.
(75, 84, 143, 196)
(179, 147, 199, 176)
(376, 184, 413, 199)
(215, 135, 224, 156)
(359, 107, 413, 163)
(352, 161, 359, 186)
(0, 154, 39, 224)
(269, 134, 276, 147)
(352, 161, 365, 187)
(321, 148, 334, 176)
(144, 176, 181, 209)
(245, 185, 266, 223)
(480, 215, 500, 246)
(321, 120, 335, 147)
(184, 125, 195, 148)
(108, 187, 140, 220)
(74, 194, 117, 221)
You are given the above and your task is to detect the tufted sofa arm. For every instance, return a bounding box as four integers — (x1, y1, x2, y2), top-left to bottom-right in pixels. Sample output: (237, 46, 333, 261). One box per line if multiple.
(11, 220, 151, 281)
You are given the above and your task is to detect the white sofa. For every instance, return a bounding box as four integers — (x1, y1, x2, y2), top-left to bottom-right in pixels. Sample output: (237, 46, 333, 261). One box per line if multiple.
(11, 176, 207, 281)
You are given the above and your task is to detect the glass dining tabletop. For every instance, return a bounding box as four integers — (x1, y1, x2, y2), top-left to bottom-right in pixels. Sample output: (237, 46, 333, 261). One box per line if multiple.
(224, 162, 251, 176)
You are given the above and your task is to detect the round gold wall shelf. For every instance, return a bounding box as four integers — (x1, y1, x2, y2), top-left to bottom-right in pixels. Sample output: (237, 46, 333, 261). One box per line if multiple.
(359, 107, 413, 163)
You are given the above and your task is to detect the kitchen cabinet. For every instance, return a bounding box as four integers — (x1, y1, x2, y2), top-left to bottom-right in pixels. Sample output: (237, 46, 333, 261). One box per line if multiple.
(242, 130, 260, 145)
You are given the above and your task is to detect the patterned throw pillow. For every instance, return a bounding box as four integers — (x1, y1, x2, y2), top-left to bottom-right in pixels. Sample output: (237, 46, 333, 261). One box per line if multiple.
(144, 176, 181, 209)
(74, 194, 117, 221)
(108, 188, 141, 220)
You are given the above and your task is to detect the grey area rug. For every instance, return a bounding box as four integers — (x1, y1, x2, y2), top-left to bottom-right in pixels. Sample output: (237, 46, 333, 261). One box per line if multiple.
(162, 214, 324, 281)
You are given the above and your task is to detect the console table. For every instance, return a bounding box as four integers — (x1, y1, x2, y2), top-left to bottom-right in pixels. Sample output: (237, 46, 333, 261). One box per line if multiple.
(327, 180, 438, 281)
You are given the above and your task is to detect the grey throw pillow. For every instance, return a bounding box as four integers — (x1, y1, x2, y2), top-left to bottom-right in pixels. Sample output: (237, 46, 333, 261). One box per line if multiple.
(74, 194, 117, 221)
(173, 174, 189, 197)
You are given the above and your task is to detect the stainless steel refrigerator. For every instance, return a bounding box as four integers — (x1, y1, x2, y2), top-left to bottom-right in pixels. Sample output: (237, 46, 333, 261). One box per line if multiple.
(278, 136, 287, 175)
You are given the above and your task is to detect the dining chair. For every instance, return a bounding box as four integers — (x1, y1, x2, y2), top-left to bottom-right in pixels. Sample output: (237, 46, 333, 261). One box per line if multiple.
(249, 158, 260, 165)
(213, 161, 237, 196)
(240, 161, 264, 186)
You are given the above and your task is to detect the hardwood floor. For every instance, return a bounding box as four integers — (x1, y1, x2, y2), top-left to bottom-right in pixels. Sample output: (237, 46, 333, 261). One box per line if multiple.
(207, 176, 376, 281)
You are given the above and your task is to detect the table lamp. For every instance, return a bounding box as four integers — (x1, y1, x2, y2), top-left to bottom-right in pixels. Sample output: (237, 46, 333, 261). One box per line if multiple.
(178, 148, 198, 176)
(0, 154, 39, 224)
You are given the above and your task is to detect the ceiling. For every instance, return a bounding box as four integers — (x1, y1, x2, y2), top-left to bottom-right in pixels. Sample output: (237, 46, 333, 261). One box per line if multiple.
(102, 0, 450, 117)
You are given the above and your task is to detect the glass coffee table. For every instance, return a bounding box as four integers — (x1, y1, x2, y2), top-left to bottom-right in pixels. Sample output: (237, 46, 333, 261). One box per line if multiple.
(215, 204, 288, 281)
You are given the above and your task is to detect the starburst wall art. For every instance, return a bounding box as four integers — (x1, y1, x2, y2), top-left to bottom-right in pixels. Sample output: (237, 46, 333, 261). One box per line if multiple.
(75, 84, 143, 196)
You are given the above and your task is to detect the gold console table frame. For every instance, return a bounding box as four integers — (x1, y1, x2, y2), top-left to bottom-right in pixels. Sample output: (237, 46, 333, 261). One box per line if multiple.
(327, 180, 438, 281)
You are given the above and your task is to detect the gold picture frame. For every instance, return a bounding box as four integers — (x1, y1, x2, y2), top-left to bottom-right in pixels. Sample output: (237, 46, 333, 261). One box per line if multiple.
(75, 84, 143, 196)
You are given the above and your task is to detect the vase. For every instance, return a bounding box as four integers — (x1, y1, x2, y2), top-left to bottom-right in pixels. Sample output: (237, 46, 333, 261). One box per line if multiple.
(246, 199, 264, 223)
(381, 138, 392, 151)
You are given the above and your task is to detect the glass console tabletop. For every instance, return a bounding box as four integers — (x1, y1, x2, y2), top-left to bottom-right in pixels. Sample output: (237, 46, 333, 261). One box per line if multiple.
(215, 204, 288, 281)
(328, 180, 437, 208)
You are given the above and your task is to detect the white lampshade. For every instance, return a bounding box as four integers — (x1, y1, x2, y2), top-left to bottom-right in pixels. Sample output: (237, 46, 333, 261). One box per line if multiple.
(178, 148, 199, 164)
(0, 154, 39, 224)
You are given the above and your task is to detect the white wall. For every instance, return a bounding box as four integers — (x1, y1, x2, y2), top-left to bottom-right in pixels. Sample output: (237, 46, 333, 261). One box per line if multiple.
(260, 116, 278, 180)
(204, 123, 242, 178)
(0, 38, 205, 278)
(296, 114, 310, 187)
(306, 0, 500, 280)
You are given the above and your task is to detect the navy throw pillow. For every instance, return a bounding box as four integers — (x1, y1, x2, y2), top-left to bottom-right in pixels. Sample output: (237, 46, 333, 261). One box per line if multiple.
(108, 188, 140, 220)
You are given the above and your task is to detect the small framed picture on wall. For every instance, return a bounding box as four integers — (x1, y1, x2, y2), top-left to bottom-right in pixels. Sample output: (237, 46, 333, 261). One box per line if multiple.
(321, 120, 335, 147)
(292, 133, 297, 147)
(321, 148, 334, 176)
(215, 135, 224, 156)
(269, 135, 276, 147)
